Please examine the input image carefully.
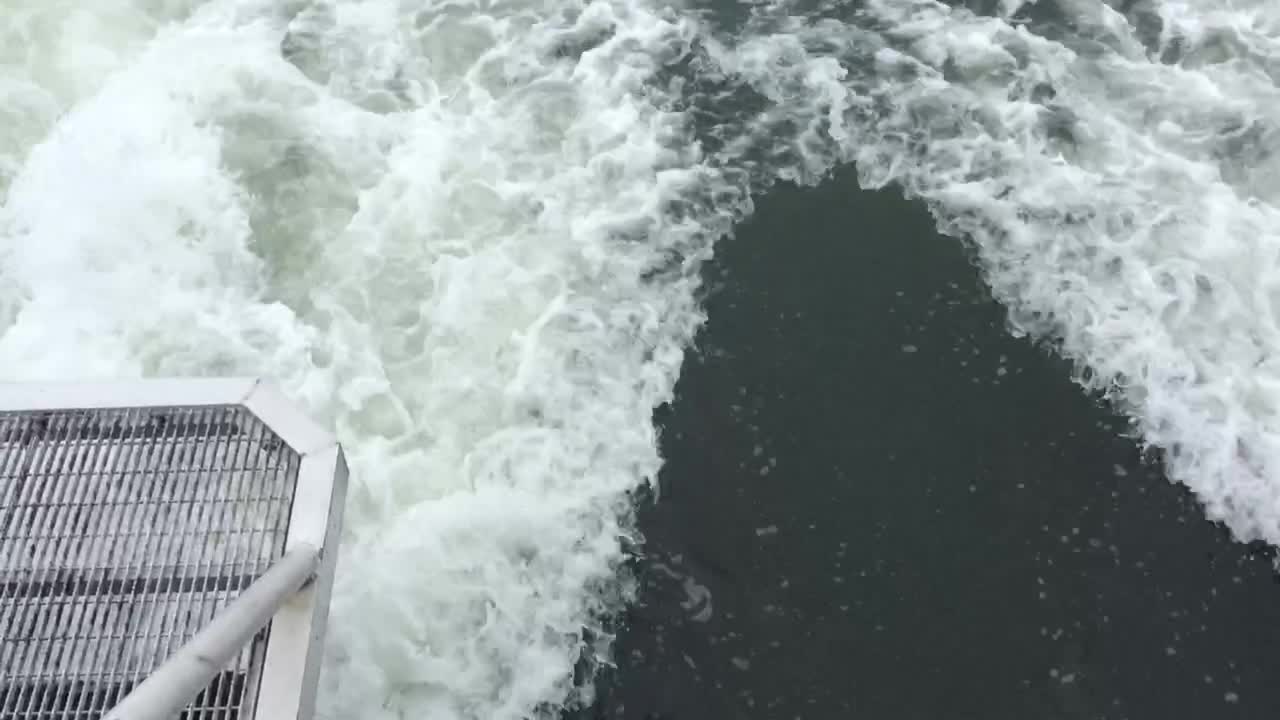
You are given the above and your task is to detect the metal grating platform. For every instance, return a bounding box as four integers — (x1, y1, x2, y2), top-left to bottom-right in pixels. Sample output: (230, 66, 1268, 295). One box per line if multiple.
(0, 379, 347, 720)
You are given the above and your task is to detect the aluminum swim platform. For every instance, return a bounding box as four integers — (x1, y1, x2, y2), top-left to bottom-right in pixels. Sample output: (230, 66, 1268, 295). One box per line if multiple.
(0, 378, 348, 720)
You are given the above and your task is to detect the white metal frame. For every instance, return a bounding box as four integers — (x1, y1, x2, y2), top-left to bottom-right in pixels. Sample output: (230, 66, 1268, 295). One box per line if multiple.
(0, 377, 348, 720)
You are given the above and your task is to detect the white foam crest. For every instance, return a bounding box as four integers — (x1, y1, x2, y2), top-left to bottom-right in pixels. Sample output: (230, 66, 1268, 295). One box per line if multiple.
(0, 0, 739, 717)
(0, 1, 210, 198)
(1154, 0, 1280, 61)
(705, 0, 1280, 543)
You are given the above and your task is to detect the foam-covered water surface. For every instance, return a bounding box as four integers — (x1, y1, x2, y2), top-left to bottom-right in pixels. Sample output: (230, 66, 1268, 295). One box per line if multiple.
(3, 0, 1280, 717)
(0, 1, 744, 717)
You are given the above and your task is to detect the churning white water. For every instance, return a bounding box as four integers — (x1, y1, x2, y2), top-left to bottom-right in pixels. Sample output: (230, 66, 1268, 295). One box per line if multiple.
(3, 0, 1280, 717)
(0, 1, 735, 717)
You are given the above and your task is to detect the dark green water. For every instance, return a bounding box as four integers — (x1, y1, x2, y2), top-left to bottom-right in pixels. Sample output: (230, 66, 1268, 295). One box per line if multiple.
(574, 169, 1280, 719)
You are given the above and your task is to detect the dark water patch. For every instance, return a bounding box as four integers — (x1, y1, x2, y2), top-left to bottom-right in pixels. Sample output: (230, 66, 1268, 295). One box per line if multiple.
(567, 166, 1280, 719)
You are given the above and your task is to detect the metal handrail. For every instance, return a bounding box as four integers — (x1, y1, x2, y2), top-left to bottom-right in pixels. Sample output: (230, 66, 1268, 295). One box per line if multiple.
(102, 544, 322, 720)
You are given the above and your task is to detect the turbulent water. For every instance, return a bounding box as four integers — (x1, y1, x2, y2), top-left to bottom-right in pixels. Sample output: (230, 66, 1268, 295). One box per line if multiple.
(1, 0, 1278, 718)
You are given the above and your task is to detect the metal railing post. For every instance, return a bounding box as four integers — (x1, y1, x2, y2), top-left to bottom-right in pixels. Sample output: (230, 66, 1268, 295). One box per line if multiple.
(103, 544, 322, 720)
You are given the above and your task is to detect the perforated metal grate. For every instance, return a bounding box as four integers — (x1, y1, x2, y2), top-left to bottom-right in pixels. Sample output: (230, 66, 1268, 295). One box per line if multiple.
(0, 404, 300, 720)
